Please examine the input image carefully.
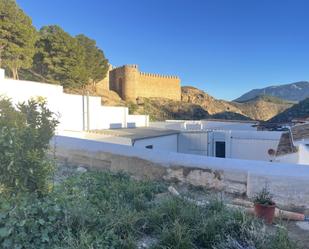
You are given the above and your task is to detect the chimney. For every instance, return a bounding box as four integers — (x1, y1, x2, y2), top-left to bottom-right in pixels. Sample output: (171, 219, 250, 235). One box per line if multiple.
(0, 68, 4, 80)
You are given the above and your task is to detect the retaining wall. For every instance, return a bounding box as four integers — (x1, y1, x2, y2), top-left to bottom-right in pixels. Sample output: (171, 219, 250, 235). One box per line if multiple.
(52, 135, 309, 209)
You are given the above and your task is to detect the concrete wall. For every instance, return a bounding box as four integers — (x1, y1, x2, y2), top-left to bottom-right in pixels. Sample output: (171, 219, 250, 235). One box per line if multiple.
(109, 65, 181, 101)
(133, 134, 178, 152)
(52, 134, 309, 209)
(0, 76, 149, 131)
(178, 132, 208, 155)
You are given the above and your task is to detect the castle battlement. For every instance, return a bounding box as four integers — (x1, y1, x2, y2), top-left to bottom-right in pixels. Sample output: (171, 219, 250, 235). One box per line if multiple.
(108, 64, 181, 102)
(139, 71, 179, 79)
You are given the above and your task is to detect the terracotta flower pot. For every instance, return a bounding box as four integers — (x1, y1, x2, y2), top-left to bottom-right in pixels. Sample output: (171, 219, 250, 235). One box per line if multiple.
(254, 203, 276, 224)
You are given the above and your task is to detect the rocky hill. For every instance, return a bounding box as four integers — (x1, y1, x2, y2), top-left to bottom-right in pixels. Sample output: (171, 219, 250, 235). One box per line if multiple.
(134, 97, 210, 121)
(268, 98, 309, 123)
(235, 81, 309, 102)
(99, 85, 292, 121)
(181, 86, 292, 121)
(232, 95, 293, 121)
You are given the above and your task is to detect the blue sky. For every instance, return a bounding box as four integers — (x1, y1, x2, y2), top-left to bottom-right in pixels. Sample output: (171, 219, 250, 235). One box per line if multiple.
(17, 0, 309, 100)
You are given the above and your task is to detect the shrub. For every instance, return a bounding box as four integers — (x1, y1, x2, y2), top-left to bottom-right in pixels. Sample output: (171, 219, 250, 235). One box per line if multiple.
(0, 98, 58, 195)
(253, 187, 275, 206)
(127, 101, 138, 114)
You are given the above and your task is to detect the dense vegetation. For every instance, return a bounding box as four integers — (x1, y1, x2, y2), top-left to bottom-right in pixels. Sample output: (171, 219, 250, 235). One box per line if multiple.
(0, 0, 108, 88)
(0, 171, 299, 249)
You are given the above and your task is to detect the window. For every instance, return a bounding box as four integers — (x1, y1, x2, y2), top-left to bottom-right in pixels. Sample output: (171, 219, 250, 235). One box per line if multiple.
(145, 145, 153, 149)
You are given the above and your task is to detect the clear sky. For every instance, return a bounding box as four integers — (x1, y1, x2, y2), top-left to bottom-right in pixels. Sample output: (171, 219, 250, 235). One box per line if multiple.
(16, 0, 309, 100)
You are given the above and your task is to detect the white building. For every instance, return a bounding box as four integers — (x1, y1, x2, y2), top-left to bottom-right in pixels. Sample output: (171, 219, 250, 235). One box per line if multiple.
(1, 68, 307, 164)
(0, 69, 149, 132)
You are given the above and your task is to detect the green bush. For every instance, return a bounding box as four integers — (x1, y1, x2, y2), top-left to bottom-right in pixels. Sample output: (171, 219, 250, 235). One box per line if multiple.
(0, 98, 58, 195)
(0, 171, 166, 249)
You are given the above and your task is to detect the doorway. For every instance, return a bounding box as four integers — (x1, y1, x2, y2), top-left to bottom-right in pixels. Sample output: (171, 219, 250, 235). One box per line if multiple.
(215, 141, 226, 158)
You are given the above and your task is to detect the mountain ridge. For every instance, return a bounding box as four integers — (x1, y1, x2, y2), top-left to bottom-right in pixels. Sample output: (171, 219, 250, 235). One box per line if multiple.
(235, 81, 309, 102)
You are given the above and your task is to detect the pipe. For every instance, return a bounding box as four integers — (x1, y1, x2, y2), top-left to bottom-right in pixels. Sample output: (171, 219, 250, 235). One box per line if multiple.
(87, 91, 90, 131)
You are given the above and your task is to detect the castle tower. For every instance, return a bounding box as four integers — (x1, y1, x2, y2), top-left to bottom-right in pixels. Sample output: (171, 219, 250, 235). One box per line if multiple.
(122, 65, 139, 101)
(109, 64, 139, 102)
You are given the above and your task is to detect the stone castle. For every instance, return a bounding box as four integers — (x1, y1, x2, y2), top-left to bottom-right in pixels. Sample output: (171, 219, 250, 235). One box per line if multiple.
(96, 64, 181, 102)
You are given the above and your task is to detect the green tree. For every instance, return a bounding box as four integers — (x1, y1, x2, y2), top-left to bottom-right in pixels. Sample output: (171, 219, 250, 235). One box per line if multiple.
(33, 25, 88, 89)
(0, 98, 58, 195)
(0, 0, 37, 79)
(76, 34, 109, 84)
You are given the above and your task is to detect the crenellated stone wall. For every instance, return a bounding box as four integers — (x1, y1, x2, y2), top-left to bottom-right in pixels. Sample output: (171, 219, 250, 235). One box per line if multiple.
(109, 64, 181, 102)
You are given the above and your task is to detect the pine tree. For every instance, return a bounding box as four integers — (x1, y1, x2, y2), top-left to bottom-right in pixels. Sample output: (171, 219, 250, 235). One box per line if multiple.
(0, 0, 37, 79)
(33, 25, 88, 88)
(76, 34, 109, 84)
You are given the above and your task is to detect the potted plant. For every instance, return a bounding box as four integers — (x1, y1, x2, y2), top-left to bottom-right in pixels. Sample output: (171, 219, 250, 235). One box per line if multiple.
(253, 187, 276, 224)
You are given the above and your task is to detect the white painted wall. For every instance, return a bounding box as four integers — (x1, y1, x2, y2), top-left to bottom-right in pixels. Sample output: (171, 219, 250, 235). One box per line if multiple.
(299, 144, 309, 165)
(133, 134, 178, 152)
(127, 115, 150, 128)
(201, 121, 257, 131)
(150, 121, 184, 130)
(178, 132, 208, 155)
(177, 130, 281, 161)
(276, 152, 300, 164)
(150, 120, 258, 131)
(0, 76, 149, 131)
(229, 138, 278, 161)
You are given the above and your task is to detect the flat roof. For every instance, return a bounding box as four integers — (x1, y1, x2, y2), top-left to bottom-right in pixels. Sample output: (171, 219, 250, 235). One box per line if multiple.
(90, 127, 180, 142)
(201, 118, 259, 124)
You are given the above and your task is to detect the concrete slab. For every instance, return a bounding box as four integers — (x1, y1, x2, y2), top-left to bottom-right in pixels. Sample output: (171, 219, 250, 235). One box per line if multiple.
(296, 221, 309, 231)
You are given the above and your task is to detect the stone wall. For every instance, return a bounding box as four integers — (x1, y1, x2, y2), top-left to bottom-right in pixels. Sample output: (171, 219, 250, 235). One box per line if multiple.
(109, 65, 181, 102)
(95, 64, 113, 95)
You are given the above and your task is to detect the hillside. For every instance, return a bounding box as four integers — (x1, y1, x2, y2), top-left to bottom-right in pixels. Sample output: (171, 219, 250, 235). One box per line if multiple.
(100, 86, 291, 121)
(232, 95, 293, 121)
(134, 97, 211, 121)
(268, 98, 309, 123)
(181, 86, 292, 121)
(235, 81, 309, 102)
